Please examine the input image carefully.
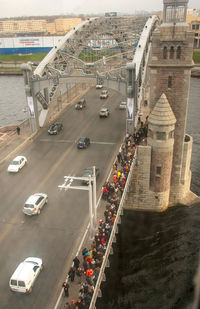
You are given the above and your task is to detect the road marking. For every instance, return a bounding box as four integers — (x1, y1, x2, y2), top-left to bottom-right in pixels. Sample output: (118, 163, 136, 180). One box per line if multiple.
(40, 139, 73, 143)
(90, 141, 116, 145)
(40, 139, 116, 145)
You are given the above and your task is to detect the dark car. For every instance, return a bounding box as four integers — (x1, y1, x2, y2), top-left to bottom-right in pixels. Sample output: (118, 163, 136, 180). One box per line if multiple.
(48, 122, 63, 135)
(81, 167, 100, 184)
(77, 137, 90, 149)
(75, 99, 86, 110)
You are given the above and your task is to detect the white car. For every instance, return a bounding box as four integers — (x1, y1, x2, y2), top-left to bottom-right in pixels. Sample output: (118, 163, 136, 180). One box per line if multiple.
(9, 257, 43, 293)
(119, 101, 127, 110)
(100, 90, 108, 99)
(7, 155, 27, 173)
(96, 84, 103, 89)
(23, 193, 48, 215)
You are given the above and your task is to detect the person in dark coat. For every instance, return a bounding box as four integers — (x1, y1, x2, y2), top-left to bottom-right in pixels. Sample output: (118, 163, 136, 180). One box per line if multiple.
(73, 256, 80, 270)
(63, 281, 69, 297)
(68, 267, 75, 282)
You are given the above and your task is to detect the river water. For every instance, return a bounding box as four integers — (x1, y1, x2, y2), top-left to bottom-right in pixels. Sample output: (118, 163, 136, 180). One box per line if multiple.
(0, 76, 200, 308)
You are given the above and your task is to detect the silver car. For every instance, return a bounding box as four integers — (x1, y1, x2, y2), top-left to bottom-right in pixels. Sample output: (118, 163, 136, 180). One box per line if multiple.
(100, 90, 108, 99)
(23, 193, 48, 215)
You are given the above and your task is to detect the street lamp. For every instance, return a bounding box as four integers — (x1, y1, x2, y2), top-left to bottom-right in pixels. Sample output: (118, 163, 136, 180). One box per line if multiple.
(58, 167, 97, 239)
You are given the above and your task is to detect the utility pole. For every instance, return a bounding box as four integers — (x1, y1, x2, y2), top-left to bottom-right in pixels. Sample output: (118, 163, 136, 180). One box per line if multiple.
(58, 168, 97, 239)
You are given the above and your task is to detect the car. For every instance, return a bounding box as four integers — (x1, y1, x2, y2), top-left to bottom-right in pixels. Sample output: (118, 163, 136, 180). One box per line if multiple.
(100, 90, 108, 99)
(75, 98, 86, 110)
(96, 84, 103, 89)
(9, 257, 43, 293)
(77, 137, 90, 149)
(7, 156, 27, 173)
(81, 167, 100, 184)
(23, 193, 48, 215)
(99, 108, 110, 118)
(119, 101, 127, 110)
(48, 122, 63, 135)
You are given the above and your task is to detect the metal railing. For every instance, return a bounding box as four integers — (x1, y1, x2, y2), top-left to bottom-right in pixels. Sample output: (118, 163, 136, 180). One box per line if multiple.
(89, 149, 137, 308)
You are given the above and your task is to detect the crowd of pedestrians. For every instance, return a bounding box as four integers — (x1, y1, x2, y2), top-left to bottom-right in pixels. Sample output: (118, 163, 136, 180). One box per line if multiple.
(62, 122, 148, 309)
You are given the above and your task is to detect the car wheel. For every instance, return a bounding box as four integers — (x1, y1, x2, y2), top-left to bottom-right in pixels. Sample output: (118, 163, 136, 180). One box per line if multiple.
(45, 198, 48, 204)
(29, 287, 32, 293)
(41, 264, 44, 270)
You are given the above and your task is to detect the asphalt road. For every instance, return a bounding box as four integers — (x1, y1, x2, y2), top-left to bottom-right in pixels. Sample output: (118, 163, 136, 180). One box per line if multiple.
(0, 86, 126, 309)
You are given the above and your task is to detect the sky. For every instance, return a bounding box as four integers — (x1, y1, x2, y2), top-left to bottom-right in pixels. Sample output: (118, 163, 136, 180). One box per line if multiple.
(0, 0, 199, 18)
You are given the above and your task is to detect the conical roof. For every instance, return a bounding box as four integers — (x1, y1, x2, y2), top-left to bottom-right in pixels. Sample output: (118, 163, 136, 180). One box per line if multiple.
(148, 93, 176, 126)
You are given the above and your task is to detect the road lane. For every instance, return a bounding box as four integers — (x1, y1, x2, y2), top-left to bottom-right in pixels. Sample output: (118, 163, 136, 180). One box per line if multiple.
(0, 87, 126, 308)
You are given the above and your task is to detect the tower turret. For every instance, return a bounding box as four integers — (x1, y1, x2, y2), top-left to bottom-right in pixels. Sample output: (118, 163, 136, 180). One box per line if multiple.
(148, 93, 176, 208)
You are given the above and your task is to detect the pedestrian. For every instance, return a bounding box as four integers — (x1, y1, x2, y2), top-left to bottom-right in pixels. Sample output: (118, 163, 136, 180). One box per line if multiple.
(64, 302, 71, 309)
(73, 256, 80, 270)
(63, 281, 69, 297)
(16, 126, 20, 135)
(76, 267, 84, 284)
(68, 267, 75, 282)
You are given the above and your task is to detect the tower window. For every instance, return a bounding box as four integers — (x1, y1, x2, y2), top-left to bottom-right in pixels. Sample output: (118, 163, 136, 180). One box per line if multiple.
(156, 132, 166, 140)
(177, 46, 181, 59)
(156, 166, 162, 176)
(168, 76, 172, 88)
(170, 46, 175, 59)
(163, 46, 167, 59)
(192, 24, 195, 30)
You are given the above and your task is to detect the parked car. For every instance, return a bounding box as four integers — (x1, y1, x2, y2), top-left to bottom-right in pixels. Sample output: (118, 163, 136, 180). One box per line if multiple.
(48, 122, 63, 135)
(96, 84, 103, 89)
(75, 98, 86, 110)
(99, 108, 110, 118)
(9, 257, 43, 293)
(7, 156, 27, 173)
(23, 193, 48, 215)
(119, 101, 127, 110)
(81, 167, 100, 184)
(100, 90, 108, 99)
(77, 137, 90, 149)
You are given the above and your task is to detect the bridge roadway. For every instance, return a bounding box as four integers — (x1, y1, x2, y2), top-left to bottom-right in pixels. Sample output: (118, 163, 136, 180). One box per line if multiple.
(0, 86, 126, 309)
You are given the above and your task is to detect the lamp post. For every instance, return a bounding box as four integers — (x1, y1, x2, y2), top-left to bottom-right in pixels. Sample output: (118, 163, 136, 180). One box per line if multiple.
(58, 168, 97, 239)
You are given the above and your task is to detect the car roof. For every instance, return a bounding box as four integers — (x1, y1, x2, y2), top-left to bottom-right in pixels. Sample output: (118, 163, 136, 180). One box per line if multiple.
(79, 137, 88, 141)
(25, 194, 42, 204)
(101, 108, 108, 111)
(11, 257, 42, 281)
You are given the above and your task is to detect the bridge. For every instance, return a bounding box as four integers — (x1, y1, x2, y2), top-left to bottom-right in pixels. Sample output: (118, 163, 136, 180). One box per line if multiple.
(15, 2, 196, 307)
(21, 15, 158, 133)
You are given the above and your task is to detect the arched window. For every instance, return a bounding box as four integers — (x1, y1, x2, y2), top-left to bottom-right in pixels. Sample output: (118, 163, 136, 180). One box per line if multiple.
(168, 76, 172, 88)
(170, 46, 174, 59)
(177, 46, 181, 59)
(163, 46, 167, 59)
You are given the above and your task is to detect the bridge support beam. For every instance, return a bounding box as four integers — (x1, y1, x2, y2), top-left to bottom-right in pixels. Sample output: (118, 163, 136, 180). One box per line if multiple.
(126, 62, 137, 135)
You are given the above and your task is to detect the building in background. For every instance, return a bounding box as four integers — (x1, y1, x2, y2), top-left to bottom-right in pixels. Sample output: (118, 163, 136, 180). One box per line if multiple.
(186, 10, 200, 49)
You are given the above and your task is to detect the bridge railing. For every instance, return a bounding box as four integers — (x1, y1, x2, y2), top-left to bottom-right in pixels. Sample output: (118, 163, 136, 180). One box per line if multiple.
(89, 149, 137, 309)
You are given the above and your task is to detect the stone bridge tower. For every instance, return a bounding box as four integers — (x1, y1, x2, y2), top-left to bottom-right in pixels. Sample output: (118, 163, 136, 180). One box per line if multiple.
(149, 0, 194, 205)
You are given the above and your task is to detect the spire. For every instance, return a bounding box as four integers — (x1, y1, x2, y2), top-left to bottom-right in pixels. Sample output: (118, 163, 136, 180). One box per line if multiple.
(148, 93, 176, 126)
(163, 0, 188, 24)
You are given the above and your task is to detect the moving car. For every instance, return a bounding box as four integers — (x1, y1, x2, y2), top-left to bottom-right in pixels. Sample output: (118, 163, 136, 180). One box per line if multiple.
(75, 98, 86, 110)
(48, 122, 63, 135)
(99, 108, 110, 118)
(77, 137, 90, 149)
(100, 90, 108, 99)
(81, 167, 100, 184)
(96, 84, 103, 89)
(119, 101, 127, 110)
(9, 257, 43, 293)
(23, 193, 48, 215)
(7, 156, 27, 173)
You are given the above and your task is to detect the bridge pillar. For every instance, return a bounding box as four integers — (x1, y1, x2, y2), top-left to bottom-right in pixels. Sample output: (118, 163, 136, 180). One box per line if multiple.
(126, 62, 136, 135)
(21, 63, 39, 133)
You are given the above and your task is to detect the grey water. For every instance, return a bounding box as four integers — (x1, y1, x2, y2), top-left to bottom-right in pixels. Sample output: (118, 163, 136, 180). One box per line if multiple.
(97, 78, 200, 309)
(0, 76, 27, 126)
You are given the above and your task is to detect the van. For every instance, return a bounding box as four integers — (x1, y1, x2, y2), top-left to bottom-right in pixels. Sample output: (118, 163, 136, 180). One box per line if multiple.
(9, 257, 43, 293)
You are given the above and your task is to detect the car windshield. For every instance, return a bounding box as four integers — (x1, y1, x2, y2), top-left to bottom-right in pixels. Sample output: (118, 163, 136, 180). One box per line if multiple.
(79, 138, 85, 143)
(101, 91, 107, 94)
(11, 160, 20, 165)
(24, 204, 34, 209)
(101, 109, 107, 112)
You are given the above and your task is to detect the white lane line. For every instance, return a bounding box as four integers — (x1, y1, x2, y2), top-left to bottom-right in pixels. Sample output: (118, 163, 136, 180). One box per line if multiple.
(40, 139, 116, 145)
(40, 139, 73, 143)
